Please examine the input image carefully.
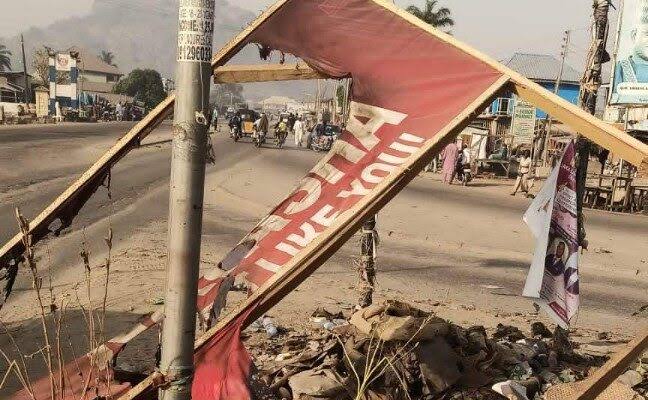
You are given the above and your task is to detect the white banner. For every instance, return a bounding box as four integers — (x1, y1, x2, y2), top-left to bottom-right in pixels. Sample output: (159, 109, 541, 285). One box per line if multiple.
(55, 53, 72, 71)
(523, 141, 579, 328)
(510, 99, 536, 145)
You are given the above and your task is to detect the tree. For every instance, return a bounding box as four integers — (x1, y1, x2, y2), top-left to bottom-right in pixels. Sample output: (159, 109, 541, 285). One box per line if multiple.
(406, 0, 454, 31)
(211, 83, 244, 107)
(32, 47, 69, 84)
(100, 50, 117, 67)
(114, 69, 166, 110)
(32, 48, 49, 84)
(0, 44, 12, 72)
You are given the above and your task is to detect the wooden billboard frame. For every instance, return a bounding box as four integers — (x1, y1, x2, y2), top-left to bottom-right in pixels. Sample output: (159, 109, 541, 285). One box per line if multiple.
(0, 1, 646, 398)
(213, 63, 324, 84)
(2, 0, 647, 290)
(118, 2, 648, 399)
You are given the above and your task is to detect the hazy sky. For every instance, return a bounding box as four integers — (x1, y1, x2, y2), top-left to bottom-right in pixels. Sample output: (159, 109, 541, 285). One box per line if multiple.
(0, 0, 616, 72)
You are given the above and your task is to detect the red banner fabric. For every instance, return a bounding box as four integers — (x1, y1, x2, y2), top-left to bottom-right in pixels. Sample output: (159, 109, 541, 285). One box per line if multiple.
(192, 312, 253, 399)
(226, 0, 502, 290)
(193, 0, 502, 399)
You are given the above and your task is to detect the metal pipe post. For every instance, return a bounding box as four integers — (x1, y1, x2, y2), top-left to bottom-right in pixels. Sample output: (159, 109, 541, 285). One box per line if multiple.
(159, 1, 215, 399)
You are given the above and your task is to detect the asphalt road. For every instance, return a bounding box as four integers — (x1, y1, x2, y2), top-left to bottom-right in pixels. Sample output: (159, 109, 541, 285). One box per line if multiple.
(0, 122, 646, 335)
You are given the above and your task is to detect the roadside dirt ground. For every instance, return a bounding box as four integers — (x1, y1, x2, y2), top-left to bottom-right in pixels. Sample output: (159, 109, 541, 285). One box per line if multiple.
(0, 128, 646, 396)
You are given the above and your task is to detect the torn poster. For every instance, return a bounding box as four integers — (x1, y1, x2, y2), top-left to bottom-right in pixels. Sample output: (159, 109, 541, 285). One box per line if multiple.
(523, 141, 579, 329)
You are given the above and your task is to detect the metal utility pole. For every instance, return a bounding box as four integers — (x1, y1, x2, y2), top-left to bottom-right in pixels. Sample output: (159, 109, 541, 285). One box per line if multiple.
(555, 30, 571, 96)
(576, 0, 611, 247)
(159, 0, 215, 399)
(20, 34, 30, 103)
(542, 29, 571, 164)
(358, 215, 378, 308)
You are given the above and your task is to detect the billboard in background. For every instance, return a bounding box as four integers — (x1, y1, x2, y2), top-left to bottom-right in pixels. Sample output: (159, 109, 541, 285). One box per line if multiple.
(610, 0, 648, 104)
(55, 53, 72, 71)
(510, 99, 536, 145)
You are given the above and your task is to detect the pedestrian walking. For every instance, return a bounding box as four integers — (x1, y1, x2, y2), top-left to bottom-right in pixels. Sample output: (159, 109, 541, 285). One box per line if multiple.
(293, 116, 305, 146)
(210, 107, 219, 132)
(440, 141, 460, 184)
(511, 150, 532, 196)
(116, 102, 124, 122)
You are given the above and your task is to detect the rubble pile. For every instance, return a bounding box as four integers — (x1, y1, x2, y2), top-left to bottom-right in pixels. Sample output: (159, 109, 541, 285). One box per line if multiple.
(246, 301, 648, 400)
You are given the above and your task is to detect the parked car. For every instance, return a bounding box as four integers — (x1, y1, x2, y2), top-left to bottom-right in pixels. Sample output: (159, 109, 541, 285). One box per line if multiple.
(307, 124, 341, 151)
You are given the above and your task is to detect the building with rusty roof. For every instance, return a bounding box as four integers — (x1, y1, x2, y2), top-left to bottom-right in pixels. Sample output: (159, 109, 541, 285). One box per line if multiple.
(67, 46, 123, 95)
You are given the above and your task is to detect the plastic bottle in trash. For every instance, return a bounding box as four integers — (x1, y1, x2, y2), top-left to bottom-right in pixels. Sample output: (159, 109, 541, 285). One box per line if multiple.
(262, 316, 278, 337)
(322, 321, 336, 331)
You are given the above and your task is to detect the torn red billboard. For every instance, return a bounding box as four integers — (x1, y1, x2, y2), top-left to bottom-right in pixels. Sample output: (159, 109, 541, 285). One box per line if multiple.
(12, 0, 509, 399)
(193, 0, 505, 398)
(219, 0, 503, 289)
(17, 0, 647, 399)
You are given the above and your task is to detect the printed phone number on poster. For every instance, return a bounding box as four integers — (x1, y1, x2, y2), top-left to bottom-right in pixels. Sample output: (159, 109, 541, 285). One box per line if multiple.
(179, 0, 214, 9)
(178, 18, 214, 35)
(179, 6, 214, 21)
(178, 32, 213, 47)
(177, 44, 212, 62)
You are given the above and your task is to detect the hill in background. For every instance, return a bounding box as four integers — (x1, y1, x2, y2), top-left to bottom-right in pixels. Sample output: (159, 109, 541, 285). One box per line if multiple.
(1, 0, 316, 101)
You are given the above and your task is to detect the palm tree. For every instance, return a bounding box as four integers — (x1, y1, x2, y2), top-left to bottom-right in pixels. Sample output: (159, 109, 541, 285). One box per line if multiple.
(406, 0, 454, 31)
(100, 50, 116, 67)
(0, 44, 12, 72)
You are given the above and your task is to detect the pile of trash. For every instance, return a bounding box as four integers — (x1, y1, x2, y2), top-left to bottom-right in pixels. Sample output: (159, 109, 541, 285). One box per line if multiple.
(245, 301, 647, 400)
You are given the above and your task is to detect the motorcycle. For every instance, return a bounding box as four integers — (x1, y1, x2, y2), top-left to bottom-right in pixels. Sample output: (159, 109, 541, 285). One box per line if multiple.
(231, 125, 241, 142)
(253, 128, 267, 148)
(456, 161, 473, 186)
(275, 127, 287, 148)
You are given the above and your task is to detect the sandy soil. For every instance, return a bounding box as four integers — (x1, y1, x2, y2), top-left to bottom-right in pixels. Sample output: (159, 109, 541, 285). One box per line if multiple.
(0, 124, 646, 396)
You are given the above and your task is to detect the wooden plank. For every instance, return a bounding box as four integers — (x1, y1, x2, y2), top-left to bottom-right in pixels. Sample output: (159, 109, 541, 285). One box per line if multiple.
(512, 83, 648, 166)
(572, 327, 648, 400)
(209, 0, 291, 70)
(370, 0, 648, 167)
(0, 0, 292, 300)
(116, 75, 511, 400)
(213, 63, 325, 83)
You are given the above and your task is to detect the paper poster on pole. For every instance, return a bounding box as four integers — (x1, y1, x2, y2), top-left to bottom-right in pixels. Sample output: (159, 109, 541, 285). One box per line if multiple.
(523, 141, 579, 328)
(177, 0, 214, 63)
(510, 99, 536, 145)
(610, 0, 648, 104)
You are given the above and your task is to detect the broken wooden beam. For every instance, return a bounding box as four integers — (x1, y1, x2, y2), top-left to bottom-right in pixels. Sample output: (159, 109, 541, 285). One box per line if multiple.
(573, 327, 648, 400)
(213, 63, 325, 84)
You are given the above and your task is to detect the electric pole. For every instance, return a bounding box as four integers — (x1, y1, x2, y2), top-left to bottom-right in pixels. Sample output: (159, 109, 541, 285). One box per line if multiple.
(542, 29, 571, 164)
(20, 34, 30, 103)
(159, 0, 215, 398)
(555, 30, 571, 96)
(576, 0, 611, 247)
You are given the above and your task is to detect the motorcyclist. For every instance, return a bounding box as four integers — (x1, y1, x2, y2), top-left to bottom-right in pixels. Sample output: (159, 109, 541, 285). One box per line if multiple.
(276, 118, 288, 143)
(277, 118, 288, 134)
(229, 111, 242, 137)
(288, 113, 296, 132)
(254, 113, 269, 139)
(455, 143, 471, 182)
